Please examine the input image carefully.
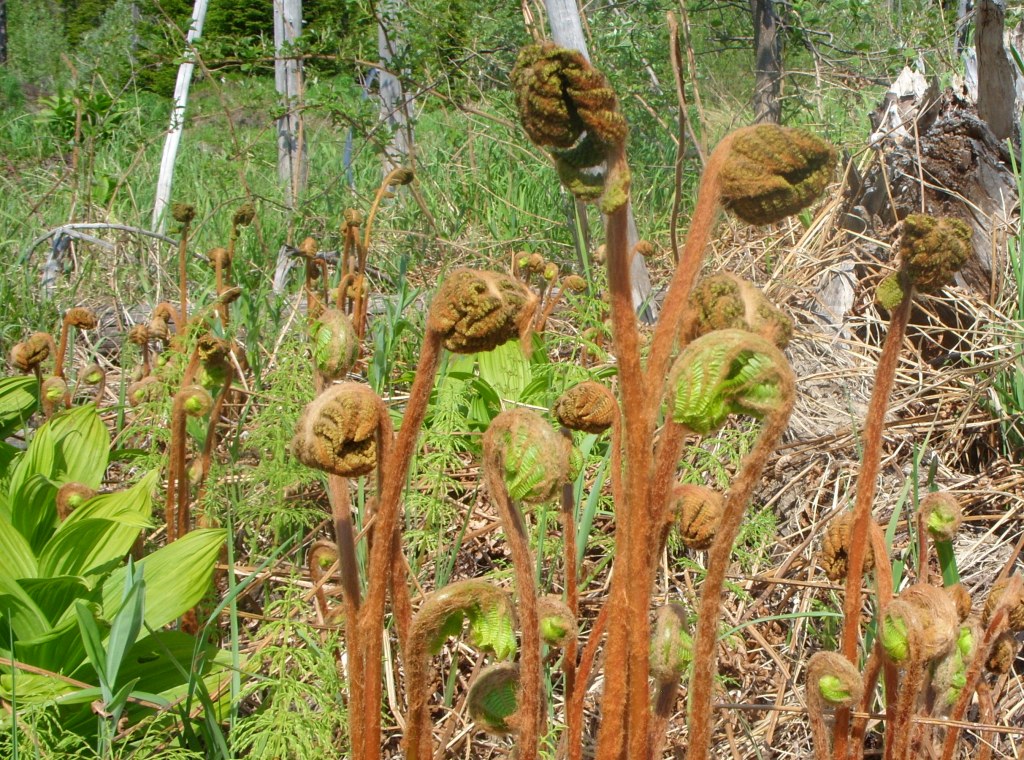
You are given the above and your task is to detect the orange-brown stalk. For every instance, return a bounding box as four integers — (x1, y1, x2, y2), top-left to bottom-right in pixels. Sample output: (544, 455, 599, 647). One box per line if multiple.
(686, 378, 795, 760)
(327, 473, 365, 758)
(177, 221, 191, 334)
(357, 330, 443, 760)
(938, 577, 1021, 760)
(833, 293, 913, 757)
(644, 135, 730, 396)
(559, 475, 578, 736)
(483, 463, 542, 760)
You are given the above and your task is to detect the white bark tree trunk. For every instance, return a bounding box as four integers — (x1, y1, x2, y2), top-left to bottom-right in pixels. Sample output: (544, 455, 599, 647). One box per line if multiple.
(544, 0, 656, 320)
(151, 0, 208, 233)
(275, 0, 307, 208)
(377, 0, 411, 176)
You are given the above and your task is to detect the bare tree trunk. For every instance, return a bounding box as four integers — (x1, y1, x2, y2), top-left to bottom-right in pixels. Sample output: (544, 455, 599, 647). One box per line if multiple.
(750, 0, 782, 124)
(377, 0, 411, 176)
(956, 0, 972, 55)
(544, 0, 656, 321)
(976, 0, 1018, 141)
(152, 0, 208, 232)
(275, 0, 307, 208)
(0, 0, 7, 66)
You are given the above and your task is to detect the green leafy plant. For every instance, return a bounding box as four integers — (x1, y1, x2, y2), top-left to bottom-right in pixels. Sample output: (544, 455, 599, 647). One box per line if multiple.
(0, 404, 227, 749)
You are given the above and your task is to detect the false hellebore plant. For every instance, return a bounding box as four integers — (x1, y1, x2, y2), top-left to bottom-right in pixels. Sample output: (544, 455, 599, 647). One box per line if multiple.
(292, 43, 838, 759)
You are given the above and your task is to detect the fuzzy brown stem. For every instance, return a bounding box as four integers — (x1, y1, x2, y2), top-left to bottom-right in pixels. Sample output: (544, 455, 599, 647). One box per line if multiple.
(178, 221, 190, 334)
(808, 692, 833, 760)
(559, 476, 579, 730)
(354, 410, 397, 760)
(164, 393, 188, 543)
(976, 679, 995, 760)
(193, 371, 234, 514)
(833, 294, 912, 758)
(327, 474, 364, 759)
(938, 579, 1020, 760)
(598, 150, 657, 760)
(54, 321, 71, 380)
(486, 473, 542, 759)
(885, 653, 926, 760)
(360, 331, 443, 759)
(645, 135, 731, 395)
(848, 643, 884, 760)
(686, 399, 794, 760)
(567, 601, 610, 760)
(649, 677, 682, 760)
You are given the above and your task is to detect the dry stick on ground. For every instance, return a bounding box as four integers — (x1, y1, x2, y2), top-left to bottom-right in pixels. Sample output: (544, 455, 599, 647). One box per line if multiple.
(833, 293, 913, 759)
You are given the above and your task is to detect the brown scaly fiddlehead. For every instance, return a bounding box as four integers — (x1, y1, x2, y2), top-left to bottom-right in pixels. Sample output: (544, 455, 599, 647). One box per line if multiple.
(879, 584, 959, 760)
(648, 603, 693, 759)
(834, 215, 970, 758)
(404, 580, 517, 759)
(307, 539, 339, 623)
(292, 382, 391, 759)
(682, 272, 793, 348)
(646, 125, 835, 402)
(676, 329, 796, 760)
(56, 482, 96, 521)
(10, 331, 56, 394)
(482, 408, 575, 760)
(805, 651, 864, 760)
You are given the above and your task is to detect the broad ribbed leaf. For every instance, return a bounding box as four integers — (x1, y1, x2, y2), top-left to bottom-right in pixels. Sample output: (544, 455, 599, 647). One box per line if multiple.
(13, 609, 92, 674)
(19, 576, 91, 624)
(10, 473, 58, 552)
(0, 513, 38, 580)
(7, 425, 56, 509)
(47, 406, 110, 488)
(0, 574, 50, 642)
(0, 376, 38, 440)
(102, 529, 226, 631)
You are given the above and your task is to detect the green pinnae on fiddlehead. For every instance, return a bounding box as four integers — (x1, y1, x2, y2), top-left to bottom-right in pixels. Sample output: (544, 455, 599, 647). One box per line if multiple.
(128, 376, 163, 406)
(875, 273, 906, 310)
(291, 382, 382, 478)
(553, 380, 616, 434)
(56, 482, 96, 520)
(180, 385, 213, 417)
(806, 651, 863, 707)
(719, 125, 836, 225)
(685, 273, 793, 348)
(649, 603, 693, 682)
(467, 662, 521, 735)
(413, 580, 517, 660)
(427, 269, 537, 354)
(919, 492, 962, 542)
(311, 309, 359, 381)
(484, 408, 575, 504)
(40, 376, 66, 413)
(898, 215, 971, 293)
(537, 595, 577, 648)
(933, 622, 978, 708)
(668, 329, 794, 435)
(881, 584, 958, 665)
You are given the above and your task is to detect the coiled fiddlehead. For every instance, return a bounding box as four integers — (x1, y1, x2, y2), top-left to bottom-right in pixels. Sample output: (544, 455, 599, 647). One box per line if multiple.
(668, 328, 792, 435)
(427, 269, 537, 354)
(684, 272, 793, 348)
(806, 651, 865, 760)
(404, 580, 517, 759)
(291, 383, 383, 478)
(467, 662, 521, 736)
